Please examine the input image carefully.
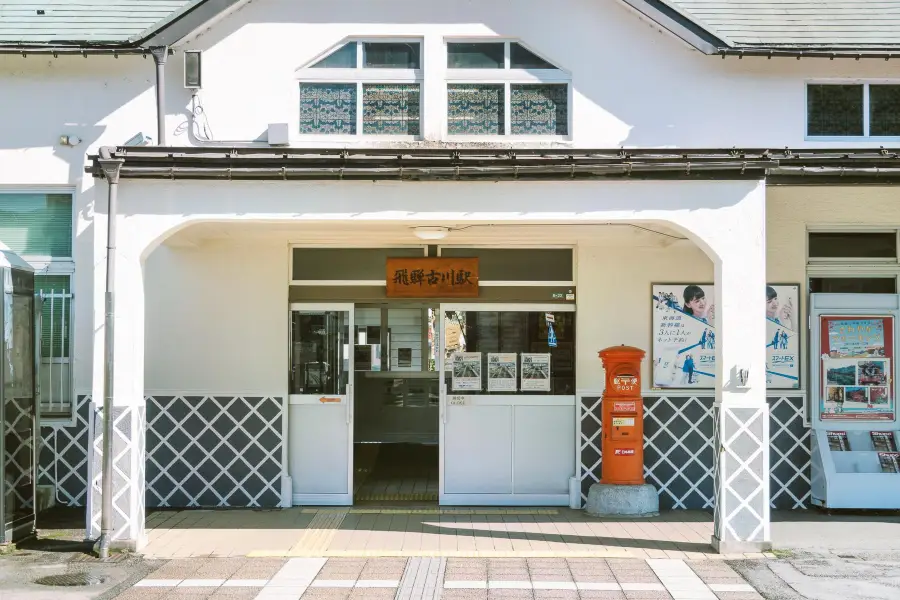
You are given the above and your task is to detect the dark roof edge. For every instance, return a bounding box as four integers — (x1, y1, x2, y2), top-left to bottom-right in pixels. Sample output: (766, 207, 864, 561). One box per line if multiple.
(85, 146, 900, 182)
(0, 0, 241, 54)
(618, 0, 726, 54)
(622, 0, 900, 57)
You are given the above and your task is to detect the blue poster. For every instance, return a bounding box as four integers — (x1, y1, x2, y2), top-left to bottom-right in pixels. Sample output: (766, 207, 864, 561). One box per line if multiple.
(651, 284, 800, 389)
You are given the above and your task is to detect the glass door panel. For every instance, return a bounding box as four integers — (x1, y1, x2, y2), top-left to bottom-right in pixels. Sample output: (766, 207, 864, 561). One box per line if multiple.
(288, 304, 353, 505)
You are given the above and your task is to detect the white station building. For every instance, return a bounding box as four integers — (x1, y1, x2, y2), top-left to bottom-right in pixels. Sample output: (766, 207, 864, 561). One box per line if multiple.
(3, 0, 900, 554)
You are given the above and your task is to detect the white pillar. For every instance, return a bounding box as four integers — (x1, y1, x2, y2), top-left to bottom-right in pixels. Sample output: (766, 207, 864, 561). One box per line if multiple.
(690, 180, 771, 553)
(86, 212, 147, 551)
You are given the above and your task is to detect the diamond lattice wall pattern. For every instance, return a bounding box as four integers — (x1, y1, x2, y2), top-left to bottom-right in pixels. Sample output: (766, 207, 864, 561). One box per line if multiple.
(145, 396, 283, 508)
(579, 395, 809, 510)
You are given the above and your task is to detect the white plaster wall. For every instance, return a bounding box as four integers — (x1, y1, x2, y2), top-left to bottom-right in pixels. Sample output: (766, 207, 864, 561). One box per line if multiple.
(1, 0, 894, 397)
(121, 178, 765, 405)
(170, 0, 900, 148)
(143, 239, 288, 395)
(575, 243, 713, 393)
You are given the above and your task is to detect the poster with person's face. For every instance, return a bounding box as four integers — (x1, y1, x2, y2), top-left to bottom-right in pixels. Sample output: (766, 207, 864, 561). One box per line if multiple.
(651, 284, 800, 389)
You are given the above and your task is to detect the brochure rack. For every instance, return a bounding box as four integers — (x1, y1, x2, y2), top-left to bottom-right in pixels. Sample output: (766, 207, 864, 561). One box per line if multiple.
(810, 294, 900, 509)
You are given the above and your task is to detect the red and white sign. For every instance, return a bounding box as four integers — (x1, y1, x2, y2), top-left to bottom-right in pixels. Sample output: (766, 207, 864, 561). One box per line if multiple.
(613, 401, 637, 412)
(613, 448, 636, 456)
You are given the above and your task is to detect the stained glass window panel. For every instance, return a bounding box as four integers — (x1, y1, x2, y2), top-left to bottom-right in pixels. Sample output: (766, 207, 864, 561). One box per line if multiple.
(448, 84, 505, 135)
(869, 85, 900, 136)
(807, 84, 863, 136)
(363, 84, 421, 135)
(310, 42, 357, 68)
(299, 83, 357, 134)
(510, 43, 556, 69)
(510, 84, 568, 135)
(363, 43, 421, 69)
(447, 43, 504, 68)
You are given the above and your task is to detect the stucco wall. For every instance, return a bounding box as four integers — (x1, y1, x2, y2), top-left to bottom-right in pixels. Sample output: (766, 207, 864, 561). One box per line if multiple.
(2, 0, 897, 398)
(143, 240, 288, 395)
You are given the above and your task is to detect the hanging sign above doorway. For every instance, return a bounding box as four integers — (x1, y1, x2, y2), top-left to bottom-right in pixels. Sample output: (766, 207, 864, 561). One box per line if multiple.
(386, 257, 479, 298)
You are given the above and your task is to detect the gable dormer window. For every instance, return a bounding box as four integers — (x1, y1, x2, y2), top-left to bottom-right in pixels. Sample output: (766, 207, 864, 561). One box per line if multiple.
(298, 40, 422, 136)
(446, 41, 570, 137)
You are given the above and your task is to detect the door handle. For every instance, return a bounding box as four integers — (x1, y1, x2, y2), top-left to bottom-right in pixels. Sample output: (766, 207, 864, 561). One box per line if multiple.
(440, 383, 447, 424)
(346, 383, 353, 424)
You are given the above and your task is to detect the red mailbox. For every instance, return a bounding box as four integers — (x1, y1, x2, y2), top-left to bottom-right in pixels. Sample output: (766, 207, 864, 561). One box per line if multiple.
(599, 345, 646, 486)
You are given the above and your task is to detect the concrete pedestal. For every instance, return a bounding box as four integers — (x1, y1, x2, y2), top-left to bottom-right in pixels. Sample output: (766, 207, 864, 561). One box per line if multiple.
(585, 483, 659, 518)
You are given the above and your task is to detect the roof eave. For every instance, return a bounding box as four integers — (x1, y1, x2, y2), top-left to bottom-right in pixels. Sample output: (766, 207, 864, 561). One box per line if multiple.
(623, 0, 900, 58)
(0, 0, 242, 54)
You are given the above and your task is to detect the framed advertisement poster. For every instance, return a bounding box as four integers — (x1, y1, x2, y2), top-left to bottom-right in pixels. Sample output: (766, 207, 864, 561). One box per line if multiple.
(819, 316, 894, 421)
(651, 283, 800, 389)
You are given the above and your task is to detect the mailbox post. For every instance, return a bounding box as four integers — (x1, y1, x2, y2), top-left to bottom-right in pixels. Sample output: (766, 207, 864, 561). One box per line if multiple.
(585, 345, 659, 517)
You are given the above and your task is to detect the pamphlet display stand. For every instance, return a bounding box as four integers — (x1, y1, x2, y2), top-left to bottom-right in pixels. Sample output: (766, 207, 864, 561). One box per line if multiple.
(810, 294, 900, 509)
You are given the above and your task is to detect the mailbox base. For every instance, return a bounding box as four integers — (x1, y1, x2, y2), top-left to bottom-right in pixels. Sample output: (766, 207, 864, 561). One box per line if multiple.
(585, 483, 659, 518)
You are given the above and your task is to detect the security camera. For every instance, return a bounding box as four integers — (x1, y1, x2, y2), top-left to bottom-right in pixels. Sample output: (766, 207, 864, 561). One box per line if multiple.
(123, 132, 153, 147)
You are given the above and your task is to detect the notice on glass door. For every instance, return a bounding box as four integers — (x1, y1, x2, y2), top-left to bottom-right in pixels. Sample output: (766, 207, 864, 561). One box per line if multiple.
(521, 353, 551, 392)
(451, 352, 482, 391)
(488, 353, 517, 392)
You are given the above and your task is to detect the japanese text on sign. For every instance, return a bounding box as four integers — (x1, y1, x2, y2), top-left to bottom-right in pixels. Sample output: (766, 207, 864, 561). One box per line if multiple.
(386, 257, 479, 298)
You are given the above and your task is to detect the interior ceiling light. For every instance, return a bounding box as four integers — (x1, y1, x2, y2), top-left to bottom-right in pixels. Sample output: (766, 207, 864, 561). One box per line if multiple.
(413, 227, 450, 240)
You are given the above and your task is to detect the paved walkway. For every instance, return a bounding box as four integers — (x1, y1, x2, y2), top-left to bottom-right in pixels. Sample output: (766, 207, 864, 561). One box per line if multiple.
(143, 508, 760, 561)
(119, 556, 763, 600)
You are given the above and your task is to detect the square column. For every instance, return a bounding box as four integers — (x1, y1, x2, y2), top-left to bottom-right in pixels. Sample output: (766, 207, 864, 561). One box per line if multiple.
(85, 212, 148, 550)
(704, 181, 771, 553)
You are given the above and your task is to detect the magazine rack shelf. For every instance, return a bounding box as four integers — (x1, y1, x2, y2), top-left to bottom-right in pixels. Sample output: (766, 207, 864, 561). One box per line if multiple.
(809, 294, 900, 510)
(811, 429, 900, 508)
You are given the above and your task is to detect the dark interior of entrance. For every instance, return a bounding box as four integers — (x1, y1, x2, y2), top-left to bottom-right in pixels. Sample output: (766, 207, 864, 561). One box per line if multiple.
(353, 304, 440, 502)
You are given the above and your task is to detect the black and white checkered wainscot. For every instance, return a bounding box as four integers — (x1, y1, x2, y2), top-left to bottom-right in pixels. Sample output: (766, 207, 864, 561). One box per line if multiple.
(145, 396, 283, 508)
(579, 394, 809, 510)
(3, 396, 37, 511)
(712, 402, 770, 551)
(87, 403, 145, 547)
(38, 395, 91, 506)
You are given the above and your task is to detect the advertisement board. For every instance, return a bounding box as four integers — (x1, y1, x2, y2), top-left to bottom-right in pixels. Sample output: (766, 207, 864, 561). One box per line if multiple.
(651, 284, 800, 389)
(819, 316, 895, 421)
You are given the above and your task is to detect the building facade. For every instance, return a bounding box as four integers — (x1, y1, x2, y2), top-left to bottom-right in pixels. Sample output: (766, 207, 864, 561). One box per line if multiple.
(3, 0, 900, 553)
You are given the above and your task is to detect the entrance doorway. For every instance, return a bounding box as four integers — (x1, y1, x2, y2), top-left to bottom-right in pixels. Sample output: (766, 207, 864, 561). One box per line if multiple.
(352, 304, 440, 502)
(287, 302, 577, 506)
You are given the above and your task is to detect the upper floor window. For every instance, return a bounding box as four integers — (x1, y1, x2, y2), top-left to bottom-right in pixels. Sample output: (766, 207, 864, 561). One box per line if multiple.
(298, 40, 422, 136)
(446, 41, 570, 137)
(807, 83, 900, 138)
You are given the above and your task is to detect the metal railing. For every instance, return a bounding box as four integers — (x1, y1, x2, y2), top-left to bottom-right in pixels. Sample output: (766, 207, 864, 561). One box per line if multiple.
(36, 289, 74, 419)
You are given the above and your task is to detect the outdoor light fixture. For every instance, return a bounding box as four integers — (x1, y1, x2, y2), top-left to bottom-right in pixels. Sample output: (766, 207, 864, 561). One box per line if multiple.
(413, 227, 450, 240)
(184, 50, 202, 89)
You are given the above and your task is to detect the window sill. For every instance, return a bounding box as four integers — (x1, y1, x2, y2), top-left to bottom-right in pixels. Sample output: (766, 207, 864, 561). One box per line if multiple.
(804, 135, 900, 143)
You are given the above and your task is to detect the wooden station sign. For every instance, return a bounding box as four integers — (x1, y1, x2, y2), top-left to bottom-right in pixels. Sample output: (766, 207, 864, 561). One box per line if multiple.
(386, 257, 479, 298)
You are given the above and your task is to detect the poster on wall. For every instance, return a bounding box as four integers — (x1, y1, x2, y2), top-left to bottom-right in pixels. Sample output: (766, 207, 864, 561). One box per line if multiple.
(651, 284, 800, 389)
(488, 353, 518, 392)
(521, 353, 551, 391)
(451, 352, 482, 391)
(820, 316, 894, 421)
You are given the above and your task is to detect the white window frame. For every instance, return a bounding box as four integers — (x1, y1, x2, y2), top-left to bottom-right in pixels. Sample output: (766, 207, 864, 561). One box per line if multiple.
(444, 39, 572, 141)
(805, 80, 900, 142)
(0, 187, 76, 424)
(295, 38, 424, 141)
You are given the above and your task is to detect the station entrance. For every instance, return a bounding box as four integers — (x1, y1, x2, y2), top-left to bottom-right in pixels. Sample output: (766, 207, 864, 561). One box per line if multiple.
(287, 247, 577, 506)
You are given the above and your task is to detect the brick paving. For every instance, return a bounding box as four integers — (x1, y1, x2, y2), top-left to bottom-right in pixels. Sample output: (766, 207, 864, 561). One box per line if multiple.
(120, 557, 763, 600)
(141, 508, 763, 561)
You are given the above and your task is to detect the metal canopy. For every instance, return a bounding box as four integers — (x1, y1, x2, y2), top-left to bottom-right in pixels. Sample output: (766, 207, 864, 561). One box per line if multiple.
(85, 146, 900, 182)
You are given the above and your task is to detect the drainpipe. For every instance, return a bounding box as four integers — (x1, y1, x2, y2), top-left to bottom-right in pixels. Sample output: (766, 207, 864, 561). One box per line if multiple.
(96, 150, 124, 559)
(150, 46, 169, 146)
